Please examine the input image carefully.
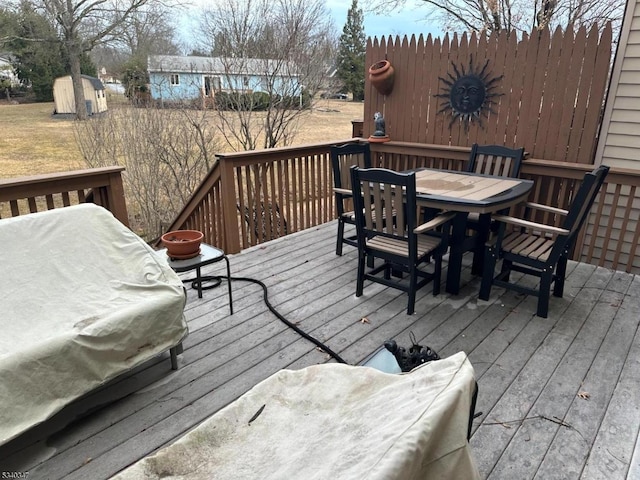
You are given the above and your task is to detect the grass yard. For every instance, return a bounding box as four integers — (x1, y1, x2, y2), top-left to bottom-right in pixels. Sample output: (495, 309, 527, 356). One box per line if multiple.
(0, 98, 364, 180)
(0, 102, 85, 178)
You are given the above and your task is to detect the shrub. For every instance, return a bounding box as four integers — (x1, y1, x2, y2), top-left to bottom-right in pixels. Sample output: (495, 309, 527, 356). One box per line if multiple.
(73, 104, 219, 241)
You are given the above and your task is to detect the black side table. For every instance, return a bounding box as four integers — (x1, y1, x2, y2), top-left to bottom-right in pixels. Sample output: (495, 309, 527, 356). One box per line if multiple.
(163, 243, 233, 314)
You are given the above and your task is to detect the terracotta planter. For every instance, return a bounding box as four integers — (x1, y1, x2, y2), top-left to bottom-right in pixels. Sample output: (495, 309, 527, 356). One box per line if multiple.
(369, 60, 395, 96)
(161, 230, 204, 259)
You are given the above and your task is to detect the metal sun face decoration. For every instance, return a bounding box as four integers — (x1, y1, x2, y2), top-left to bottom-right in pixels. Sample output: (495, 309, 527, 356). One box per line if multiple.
(436, 56, 503, 129)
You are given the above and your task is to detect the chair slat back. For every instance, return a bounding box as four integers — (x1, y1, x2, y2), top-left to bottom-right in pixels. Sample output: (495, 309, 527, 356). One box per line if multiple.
(351, 167, 417, 245)
(537, 165, 609, 265)
(562, 165, 610, 237)
(467, 144, 525, 178)
(331, 143, 372, 191)
(331, 144, 372, 217)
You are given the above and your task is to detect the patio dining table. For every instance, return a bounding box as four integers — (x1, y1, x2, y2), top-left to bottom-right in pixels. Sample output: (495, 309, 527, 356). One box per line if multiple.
(412, 168, 534, 294)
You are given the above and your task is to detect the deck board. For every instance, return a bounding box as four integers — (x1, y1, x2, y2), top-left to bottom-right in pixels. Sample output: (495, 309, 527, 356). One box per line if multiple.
(1, 220, 639, 479)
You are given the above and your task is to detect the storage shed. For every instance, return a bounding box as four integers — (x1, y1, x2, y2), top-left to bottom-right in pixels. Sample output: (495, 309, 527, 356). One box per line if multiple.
(53, 74, 108, 115)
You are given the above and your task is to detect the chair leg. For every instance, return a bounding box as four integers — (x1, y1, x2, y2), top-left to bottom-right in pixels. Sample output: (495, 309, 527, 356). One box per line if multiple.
(500, 259, 512, 283)
(537, 272, 552, 318)
(384, 262, 391, 280)
(433, 254, 442, 296)
(471, 213, 491, 275)
(407, 266, 417, 315)
(336, 219, 345, 256)
(553, 257, 567, 298)
(356, 252, 365, 297)
(479, 245, 497, 301)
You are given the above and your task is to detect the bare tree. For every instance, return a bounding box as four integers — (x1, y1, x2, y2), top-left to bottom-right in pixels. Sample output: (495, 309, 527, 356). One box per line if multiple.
(116, 2, 181, 57)
(199, 0, 336, 151)
(24, 0, 178, 120)
(369, 0, 624, 35)
(74, 105, 219, 240)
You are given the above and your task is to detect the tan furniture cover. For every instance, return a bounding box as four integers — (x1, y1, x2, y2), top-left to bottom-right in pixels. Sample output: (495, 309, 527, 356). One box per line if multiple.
(113, 351, 479, 480)
(0, 204, 188, 446)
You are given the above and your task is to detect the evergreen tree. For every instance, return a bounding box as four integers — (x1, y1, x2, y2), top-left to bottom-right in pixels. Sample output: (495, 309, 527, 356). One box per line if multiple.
(8, 5, 67, 102)
(336, 0, 366, 101)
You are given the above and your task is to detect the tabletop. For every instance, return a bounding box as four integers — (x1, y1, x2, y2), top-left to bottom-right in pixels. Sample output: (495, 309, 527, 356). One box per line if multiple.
(160, 243, 226, 272)
(409, 168, 534, 294)
(413, 168, 533, 214)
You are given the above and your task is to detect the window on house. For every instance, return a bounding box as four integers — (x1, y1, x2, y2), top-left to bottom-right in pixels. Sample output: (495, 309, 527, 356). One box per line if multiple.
(170, 74, 180, 86)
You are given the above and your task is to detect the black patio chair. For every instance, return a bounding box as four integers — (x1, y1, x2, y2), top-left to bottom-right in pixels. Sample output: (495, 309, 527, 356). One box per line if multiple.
(466, 143, 525, 177)
(331, 143, 372, 256)
(479, 165, 609, 318)
(465, 144, 526, 273)
(351, 167, 455, 315)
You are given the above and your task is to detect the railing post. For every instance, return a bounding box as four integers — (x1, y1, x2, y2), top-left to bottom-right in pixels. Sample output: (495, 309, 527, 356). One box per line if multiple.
(351, 119, 364, 138)
(218, 155, 241, 253)
(105, 170, 130, 227)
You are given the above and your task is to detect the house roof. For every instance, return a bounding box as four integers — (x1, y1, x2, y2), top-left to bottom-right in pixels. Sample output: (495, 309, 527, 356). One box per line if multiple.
(81, 75, 105, 90)
(148, 55, 298, 77)
(54, 74, 105, 90)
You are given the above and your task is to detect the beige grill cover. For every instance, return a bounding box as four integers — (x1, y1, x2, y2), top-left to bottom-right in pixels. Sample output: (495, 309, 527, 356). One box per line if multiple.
(0, 204, 188, 445)
(113, 352, 479, 480)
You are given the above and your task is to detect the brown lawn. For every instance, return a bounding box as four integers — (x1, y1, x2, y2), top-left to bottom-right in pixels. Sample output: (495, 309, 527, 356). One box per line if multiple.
(0, 98, 364, 180)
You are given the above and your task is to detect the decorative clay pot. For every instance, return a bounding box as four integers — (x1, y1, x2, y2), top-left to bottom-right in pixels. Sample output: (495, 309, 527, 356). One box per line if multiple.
(161, 229, 204, 258)
(369, 60, 395, 96)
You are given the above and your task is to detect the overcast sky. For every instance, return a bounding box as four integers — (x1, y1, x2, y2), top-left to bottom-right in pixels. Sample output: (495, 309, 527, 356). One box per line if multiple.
(327, 0, 443, 40)
(179, 1, 444, 50)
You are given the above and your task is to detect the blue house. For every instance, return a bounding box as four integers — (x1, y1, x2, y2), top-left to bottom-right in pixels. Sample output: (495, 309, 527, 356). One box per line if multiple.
(147, 55, 301, 105)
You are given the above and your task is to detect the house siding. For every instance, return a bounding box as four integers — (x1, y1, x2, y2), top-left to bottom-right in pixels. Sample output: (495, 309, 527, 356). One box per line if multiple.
(591, 0, 640, 273)
(596, 0, 640, 170)
(147, 55, 300, 103)
(149, 72, 203, 101)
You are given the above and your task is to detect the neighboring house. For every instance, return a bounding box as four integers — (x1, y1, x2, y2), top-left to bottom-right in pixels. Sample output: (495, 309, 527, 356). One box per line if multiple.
(53, 75, 108, 115)
(319, 65, 345, 99)
(98, 66, 120, 85)
(0, 55, 20, 88)
(147, 55, 301, 104)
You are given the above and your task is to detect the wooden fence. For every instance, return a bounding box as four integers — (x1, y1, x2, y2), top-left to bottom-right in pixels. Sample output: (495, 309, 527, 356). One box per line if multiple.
(370, 141, 640, 273)
(0, 167, 129, 226)
(164, 23, 635, 272)
(3, 146, 634, 275)
(363, 24, 613, 164)
(166, 144, 340, 252)
(166, 140, 640, 274)
(0, 139, 640, 273)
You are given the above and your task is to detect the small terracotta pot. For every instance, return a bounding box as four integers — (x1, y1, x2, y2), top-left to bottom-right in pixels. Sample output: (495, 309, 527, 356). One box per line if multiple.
(369, 60, 395, 96)
(161, 230, 203, 257)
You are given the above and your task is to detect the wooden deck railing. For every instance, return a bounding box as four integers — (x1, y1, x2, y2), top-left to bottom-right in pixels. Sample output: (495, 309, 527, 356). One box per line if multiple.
(0, 167, 129, 227)
(168, 140, 640, 274)
(371, 142, 640, 273)
(166, 142, 355, 252)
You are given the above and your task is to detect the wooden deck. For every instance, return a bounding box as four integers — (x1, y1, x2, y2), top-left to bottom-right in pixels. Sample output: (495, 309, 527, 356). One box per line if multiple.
(2, 220, 640, 479)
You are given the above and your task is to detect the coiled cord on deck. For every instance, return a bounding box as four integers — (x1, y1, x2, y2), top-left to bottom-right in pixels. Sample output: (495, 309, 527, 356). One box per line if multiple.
(185, 274, 348, 365)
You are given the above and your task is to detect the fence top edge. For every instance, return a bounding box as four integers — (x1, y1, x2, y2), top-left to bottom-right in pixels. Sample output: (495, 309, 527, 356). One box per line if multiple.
(215, 139, 361, 160)
(0, 166, 125, 188)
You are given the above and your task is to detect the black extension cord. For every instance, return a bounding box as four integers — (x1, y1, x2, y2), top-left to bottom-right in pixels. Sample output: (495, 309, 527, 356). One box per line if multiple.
(182, 274, 348, 365)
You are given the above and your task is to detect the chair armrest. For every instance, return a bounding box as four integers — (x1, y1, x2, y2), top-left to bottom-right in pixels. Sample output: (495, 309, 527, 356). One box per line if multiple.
(523, 202, 569, 216)
(492, 214, 570, 236)
(414, 212, 456, 234)
(333, 187, 352, 196)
